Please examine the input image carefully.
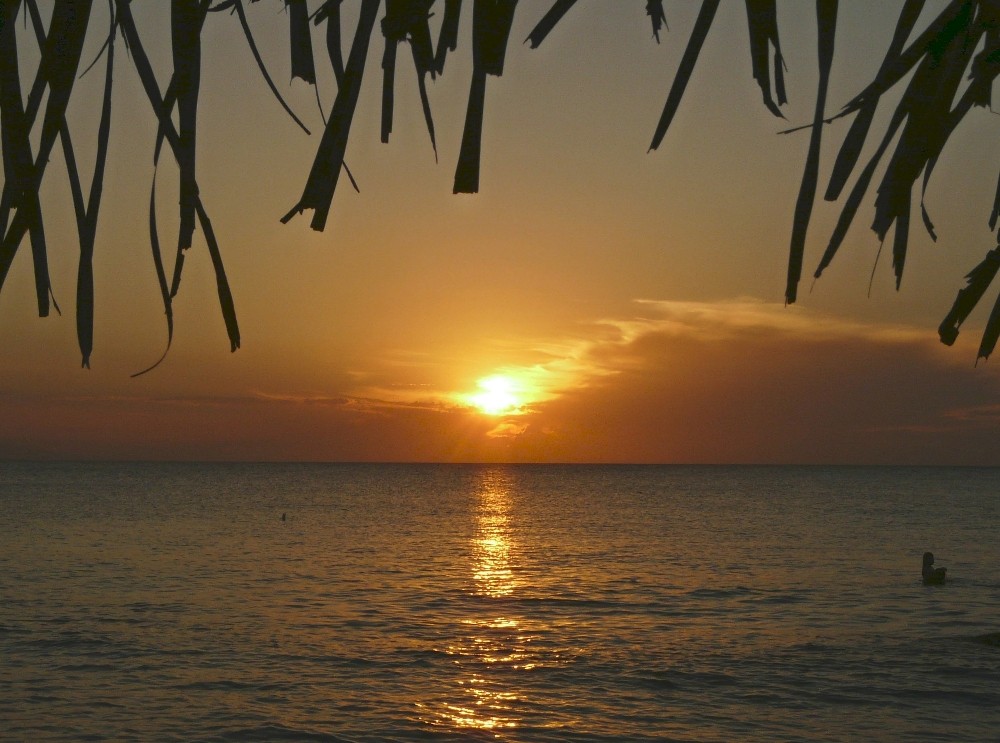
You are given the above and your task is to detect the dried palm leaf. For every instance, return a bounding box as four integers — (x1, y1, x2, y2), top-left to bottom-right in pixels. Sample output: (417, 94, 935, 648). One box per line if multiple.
(0, 1, 45, 306)
(524, 0, 576, 49)
(313, 1, 345, 87)
(785, 0, 836, 305)
(118, 0, 237, 366)
(380, 1, 401, 142)
(977, 288, 1000, 361)
(869, 5, 978, 289)
(282, 0, 380, 229)
(647, 1, 667, 43)
(379, 0, 441, 157)
(2, 0, 94, 317)
(408, 2, 437, 158)
(38, 0, 115, 368)
(287, 0, 316, 84)
(648, 0, 719, 152)
(814, 1, 995, 294)
(991, 171, 1000, 232)
(745, 0, 786, 118)
(5, 1, 1000, 368)
(234, 0, 310, 135)
(433, 0, 460, 75)
(838, 0, 966, 118)
(825, 0, 924, 201)
(453, 0, 518, 194)
(196, 199, 240, 353)
(130, 178, 174, 378)
(813, 108, 905, 281)
(939, 247, 1000, 345)
(171, 0, 207, 268)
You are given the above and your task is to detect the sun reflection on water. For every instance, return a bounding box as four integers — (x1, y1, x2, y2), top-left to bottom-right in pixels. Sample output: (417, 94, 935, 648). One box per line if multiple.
(472, 471, 519, 599)
(418, 468, 531, 736)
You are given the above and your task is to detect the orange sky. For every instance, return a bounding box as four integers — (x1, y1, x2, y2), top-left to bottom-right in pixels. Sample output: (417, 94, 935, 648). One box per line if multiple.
(3, 1, 1000, 464)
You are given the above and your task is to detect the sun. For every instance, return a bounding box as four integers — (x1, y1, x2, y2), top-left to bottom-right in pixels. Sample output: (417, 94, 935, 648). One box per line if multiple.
(468, 375, 523, 416)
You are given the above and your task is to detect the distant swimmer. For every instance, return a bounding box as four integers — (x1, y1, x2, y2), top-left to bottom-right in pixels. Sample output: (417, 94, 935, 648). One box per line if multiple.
(922, 552, 947, 585)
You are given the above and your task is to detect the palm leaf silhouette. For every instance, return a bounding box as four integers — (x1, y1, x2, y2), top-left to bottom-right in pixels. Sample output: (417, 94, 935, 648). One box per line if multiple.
(282, 0, 379, 229)
(648, 0, 719, 152)
(524, 0, 576, 49)
(786, 0, 836, 305)
(745, 0, 786, 118)
(3, 1, 1000, 366)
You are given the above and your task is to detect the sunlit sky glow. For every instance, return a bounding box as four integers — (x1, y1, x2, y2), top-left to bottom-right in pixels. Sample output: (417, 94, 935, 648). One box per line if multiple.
(2, 1, 1000, 464)
(465, 375, 527, 416)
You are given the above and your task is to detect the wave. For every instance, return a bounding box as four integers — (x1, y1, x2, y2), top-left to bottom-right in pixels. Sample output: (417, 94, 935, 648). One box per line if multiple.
(969, 631, 1000, 648)
(212, 723, 357, 742)
(174, 679, 287, 693)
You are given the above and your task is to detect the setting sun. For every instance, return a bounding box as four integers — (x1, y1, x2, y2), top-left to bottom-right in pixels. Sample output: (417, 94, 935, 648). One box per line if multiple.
(454, 367, 561, 419)
(468, 375, 523, 416)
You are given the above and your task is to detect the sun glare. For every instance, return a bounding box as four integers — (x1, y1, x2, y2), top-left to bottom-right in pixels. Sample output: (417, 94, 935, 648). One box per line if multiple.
(468, 375, 522, 416)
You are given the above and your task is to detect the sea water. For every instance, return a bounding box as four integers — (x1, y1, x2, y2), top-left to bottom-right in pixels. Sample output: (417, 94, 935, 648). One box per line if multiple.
(1, 462, 998, 741)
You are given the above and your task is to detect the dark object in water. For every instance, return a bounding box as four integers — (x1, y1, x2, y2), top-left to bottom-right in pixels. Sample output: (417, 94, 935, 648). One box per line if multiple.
(281, 512, 286, 522)
(922, 551, 947, 585)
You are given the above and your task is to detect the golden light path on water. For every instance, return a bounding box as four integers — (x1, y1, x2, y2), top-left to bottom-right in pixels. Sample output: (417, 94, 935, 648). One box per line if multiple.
(472, 471, 518, 599)
(417, 469, 536, 734)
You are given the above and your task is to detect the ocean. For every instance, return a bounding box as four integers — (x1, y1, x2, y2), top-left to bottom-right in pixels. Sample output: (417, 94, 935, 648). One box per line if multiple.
(1, 462, 998, 741)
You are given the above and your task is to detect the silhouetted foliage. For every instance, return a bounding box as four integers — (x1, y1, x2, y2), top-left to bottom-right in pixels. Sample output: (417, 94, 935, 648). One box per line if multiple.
(2, 0, 1000, 369)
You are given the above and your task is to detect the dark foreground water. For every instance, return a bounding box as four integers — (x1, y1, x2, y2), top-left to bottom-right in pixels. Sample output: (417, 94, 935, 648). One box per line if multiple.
(1, 462, 999, 741)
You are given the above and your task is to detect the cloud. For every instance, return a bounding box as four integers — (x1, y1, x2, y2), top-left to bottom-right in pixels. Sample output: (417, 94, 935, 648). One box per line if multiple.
(329, 298, 1000, 463)
(495, 299, 1000, 463)
(3, 299, 998, 463)
(486, 422, 529, 438)
(943, 404, 1000, 425)
(586, 298, 932, 367)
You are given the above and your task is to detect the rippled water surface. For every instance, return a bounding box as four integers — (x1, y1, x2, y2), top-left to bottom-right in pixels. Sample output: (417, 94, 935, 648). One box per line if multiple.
(2, 463, 999, 741)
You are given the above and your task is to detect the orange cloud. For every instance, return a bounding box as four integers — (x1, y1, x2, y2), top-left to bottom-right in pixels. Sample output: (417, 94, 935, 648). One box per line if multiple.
(494, 300, 1000, 463)
(486, 422, 529, 439)
(3, 300, 998, 463)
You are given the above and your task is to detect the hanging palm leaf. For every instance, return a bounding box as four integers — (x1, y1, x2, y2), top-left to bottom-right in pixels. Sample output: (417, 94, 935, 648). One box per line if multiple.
(524, 0, 576, 49)
(648, 0, 720, 152)
(2, 1, 1000, 368)
(785, 0, 836, 305)
(453, 0, 518, 194)
(282, 0, 380, 229)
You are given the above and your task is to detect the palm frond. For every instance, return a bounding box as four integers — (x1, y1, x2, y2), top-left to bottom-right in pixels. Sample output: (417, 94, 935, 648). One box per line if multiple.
(287, 0, 316, 84)
(648, 0, 720, 152)
(234, 0, 311, 135)
(785, 0, 836, 305)
(745, 0, 786, 118)
(433, 0, 460, 74)
(524, 0, 576, 49)
(825, 0, 924, 201)
(4, 1, 1000, 368)
(453, 0, 518, 194)
(282, 0, 380, 229)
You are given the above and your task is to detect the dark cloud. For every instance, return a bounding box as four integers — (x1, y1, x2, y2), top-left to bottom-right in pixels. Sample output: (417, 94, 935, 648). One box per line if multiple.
(503, 303, 1000, 464)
